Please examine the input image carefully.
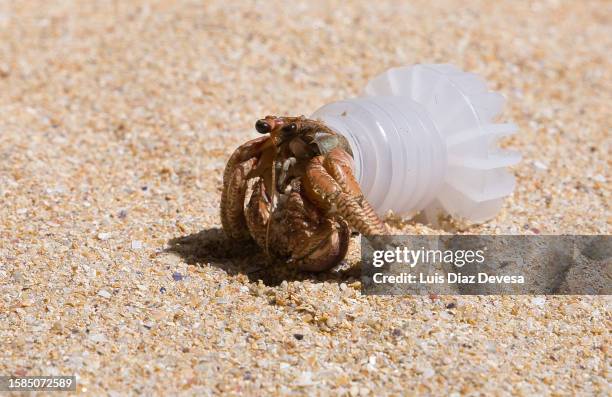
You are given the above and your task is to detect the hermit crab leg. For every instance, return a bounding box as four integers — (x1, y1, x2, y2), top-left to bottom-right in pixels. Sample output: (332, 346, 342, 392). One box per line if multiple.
(222, 136, 269, 185)
(322, 148, 385, 233)
(220, 157, 257, 241)
(302, 150, 388, 236)
(292, 218, 351, 272)
(321, 147, 363, 198)
(220, 136, 270, 241)
(244, 179, 271, 249)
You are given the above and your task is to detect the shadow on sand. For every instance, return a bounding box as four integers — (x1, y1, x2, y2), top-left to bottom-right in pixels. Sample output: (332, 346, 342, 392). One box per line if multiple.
(165, 227, 358, 286)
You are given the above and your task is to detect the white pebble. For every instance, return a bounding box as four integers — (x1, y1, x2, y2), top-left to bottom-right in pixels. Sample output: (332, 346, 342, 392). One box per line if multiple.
(131, 240, 143, 249)
(593, 174, 605, 182)
(533, 161, 548, 170)
(97, 289, 111, 299)
(88, 333, 106, 342)
(97, 232, 111, 241)
(295, 371, 314, 386)
(531, 296, 546, 308)
(422, 366, 435, 379)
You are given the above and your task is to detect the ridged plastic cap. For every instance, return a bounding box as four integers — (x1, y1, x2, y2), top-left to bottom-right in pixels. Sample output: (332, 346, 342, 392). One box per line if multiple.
(312, 64, 520, 223)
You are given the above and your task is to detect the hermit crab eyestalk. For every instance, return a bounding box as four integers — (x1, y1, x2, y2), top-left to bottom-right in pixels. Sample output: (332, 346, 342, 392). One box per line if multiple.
(255, 119, 272, 134)
(281, 123, 297, 134)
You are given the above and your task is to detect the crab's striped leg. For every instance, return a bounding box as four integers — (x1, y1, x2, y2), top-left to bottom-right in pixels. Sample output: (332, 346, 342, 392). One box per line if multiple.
(302, 148, 388, 236)
(220, 136, 270, 241)
(244, 179, 271, 248)
(221, 157, 257, 241)
(222, 136, 269, 185)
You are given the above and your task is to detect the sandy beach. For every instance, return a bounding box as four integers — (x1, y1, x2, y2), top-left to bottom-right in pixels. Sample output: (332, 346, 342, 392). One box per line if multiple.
(0, 1, 610, 394)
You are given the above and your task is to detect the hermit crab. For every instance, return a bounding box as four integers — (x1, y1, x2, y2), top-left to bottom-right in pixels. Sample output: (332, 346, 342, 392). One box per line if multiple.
(220, 116, 388, 272)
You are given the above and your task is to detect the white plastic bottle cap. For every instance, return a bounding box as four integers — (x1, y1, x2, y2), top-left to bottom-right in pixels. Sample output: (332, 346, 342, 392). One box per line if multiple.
(311, 64, 520, 223)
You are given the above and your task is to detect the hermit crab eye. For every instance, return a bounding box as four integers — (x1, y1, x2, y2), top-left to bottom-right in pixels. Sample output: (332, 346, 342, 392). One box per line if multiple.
(282, 123, 297, 134)
(255, 119, 271, 134)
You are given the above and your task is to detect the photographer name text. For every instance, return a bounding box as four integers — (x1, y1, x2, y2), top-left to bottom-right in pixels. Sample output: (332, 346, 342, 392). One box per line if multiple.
(372, 272, 525, 285)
